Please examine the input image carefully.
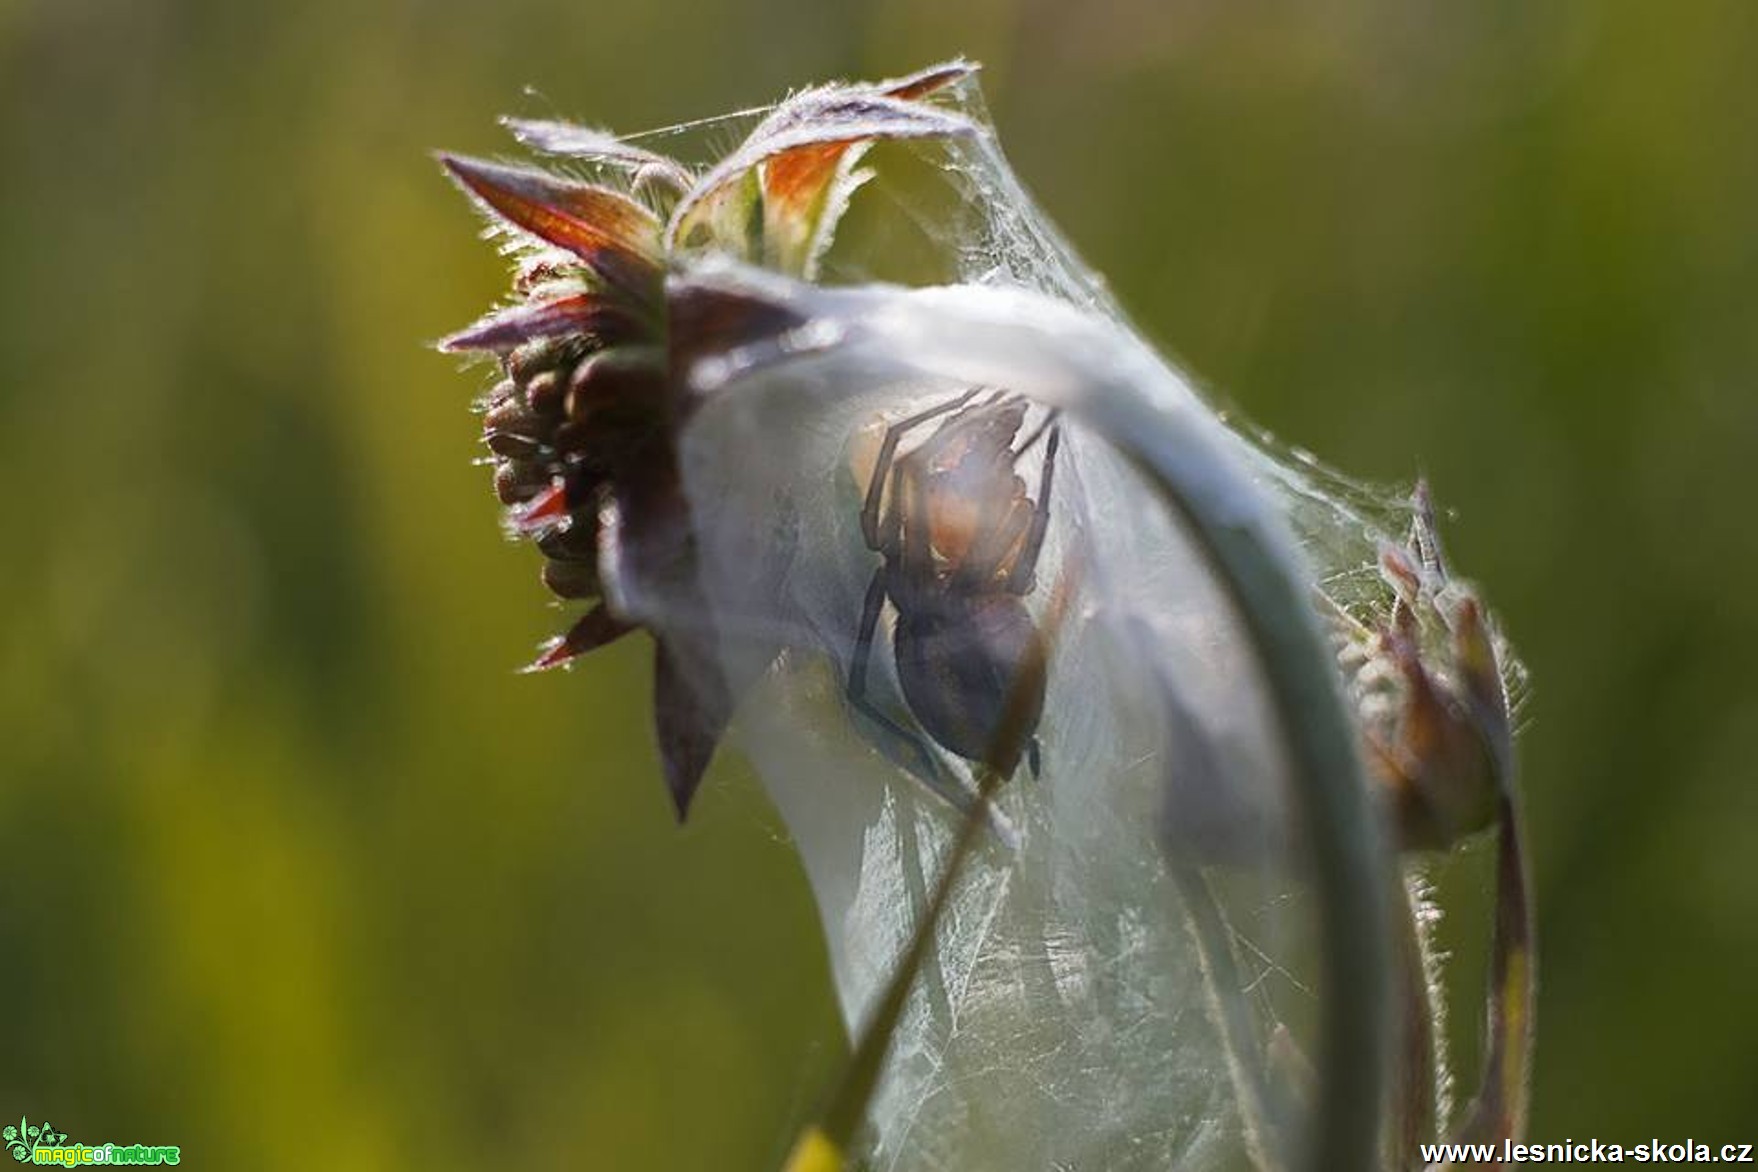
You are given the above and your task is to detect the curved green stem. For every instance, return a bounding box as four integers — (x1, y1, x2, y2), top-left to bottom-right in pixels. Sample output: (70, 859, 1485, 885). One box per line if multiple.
(1392, 872, 1444, 1168)
(1065, 375, 1394, 1172)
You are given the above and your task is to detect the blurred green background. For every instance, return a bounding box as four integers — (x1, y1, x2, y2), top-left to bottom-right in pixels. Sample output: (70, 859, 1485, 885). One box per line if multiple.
(2, 0, 1754, 1167)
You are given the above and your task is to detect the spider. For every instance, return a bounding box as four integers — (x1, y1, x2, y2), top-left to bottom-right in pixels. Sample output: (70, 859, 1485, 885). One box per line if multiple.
(846, 387, 1061, 807)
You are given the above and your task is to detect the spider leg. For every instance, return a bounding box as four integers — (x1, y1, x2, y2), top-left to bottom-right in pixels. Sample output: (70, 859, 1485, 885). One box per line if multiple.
(861, 387, 984, 551)
(1006, 421, 1061, 595)
(955, 408, 1061, 591)
(1014, 406, 1061, 460)
(847, 564, 944, 785)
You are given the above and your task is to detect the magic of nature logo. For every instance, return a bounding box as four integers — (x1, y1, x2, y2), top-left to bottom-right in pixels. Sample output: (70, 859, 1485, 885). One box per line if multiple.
(5, 1117, 179, 1166)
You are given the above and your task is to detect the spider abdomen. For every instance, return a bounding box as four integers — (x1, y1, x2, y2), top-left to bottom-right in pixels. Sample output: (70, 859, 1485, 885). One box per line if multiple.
(893, 594, 1047, 768)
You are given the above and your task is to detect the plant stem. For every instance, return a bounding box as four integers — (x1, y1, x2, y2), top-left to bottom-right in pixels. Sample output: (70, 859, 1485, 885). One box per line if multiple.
(1063, 372, 1395, 1172)
(1391, 872, 1443, 1168)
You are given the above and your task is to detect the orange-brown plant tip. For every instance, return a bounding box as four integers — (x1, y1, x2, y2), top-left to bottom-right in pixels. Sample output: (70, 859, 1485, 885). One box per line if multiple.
(762, 141, 851, 210)
(523, 638, 571, 673)
(441, 293, 614, 354)
(523, 604, 637, 673)
(1379, 543, 1422, 598)
(437, 153, 663, 297)
(883, 60, 977, 101)
(514, 480, 572, 532)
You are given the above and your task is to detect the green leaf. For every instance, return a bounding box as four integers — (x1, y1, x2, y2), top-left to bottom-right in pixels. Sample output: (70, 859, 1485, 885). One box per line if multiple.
(670, 167, 761, 262)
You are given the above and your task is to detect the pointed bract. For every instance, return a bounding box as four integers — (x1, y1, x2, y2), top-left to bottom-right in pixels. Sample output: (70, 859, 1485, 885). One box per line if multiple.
(441, 292, 632, 353)
(1409, 480, 1450, 578)
(501, 118, 696, 194)
(878, 59, 978, 102)
(438, 154, 663, 302)
(1451, 596, 1505, 725)
(525, 604, 636, 672)
(653, 635, 731, 819)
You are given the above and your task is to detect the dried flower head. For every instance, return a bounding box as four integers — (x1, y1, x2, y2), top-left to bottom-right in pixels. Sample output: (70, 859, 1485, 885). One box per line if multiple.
(1329, 483, 1519, 852)
(437, 63, 977, 818)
